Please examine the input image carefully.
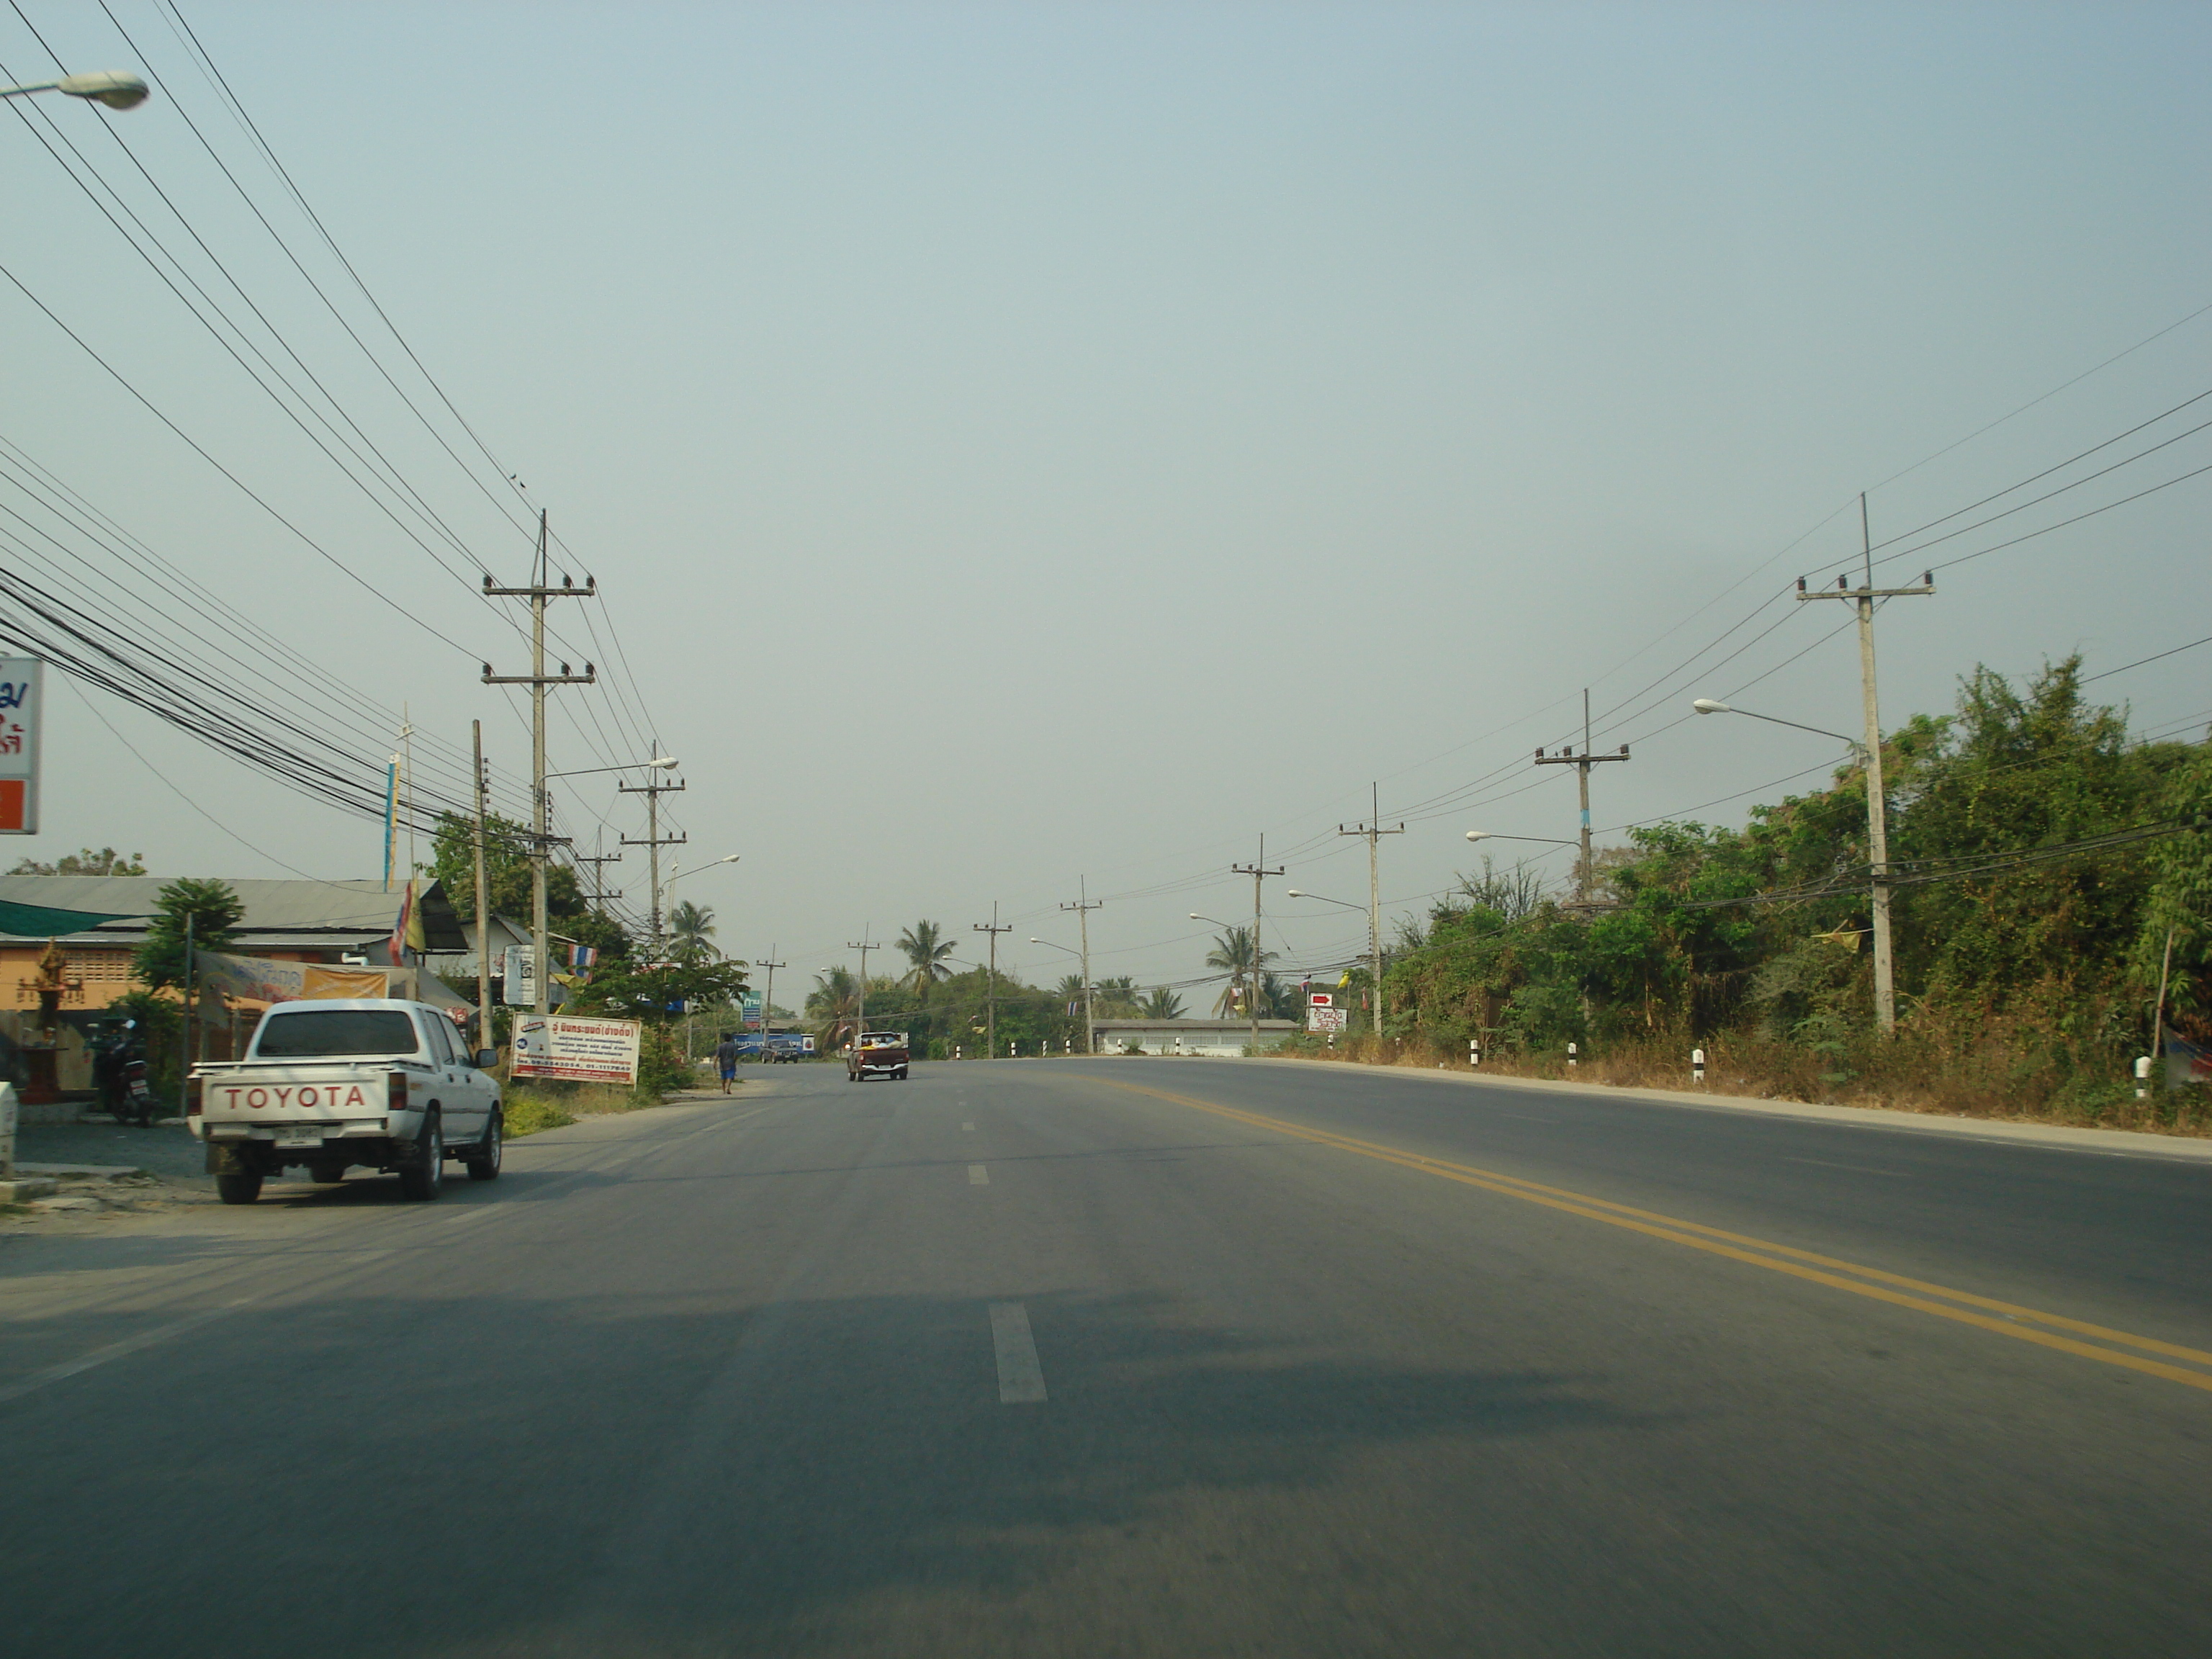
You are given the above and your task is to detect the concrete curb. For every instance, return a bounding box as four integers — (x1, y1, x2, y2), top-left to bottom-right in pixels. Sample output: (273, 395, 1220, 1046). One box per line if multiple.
(0, 1177, 59, 1203)
(1226, 1054, 2212, 1164)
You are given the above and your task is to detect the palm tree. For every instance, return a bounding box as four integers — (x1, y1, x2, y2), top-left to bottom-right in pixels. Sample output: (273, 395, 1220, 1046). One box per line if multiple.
(669, 899, 717, 964)
(806, 966, 860, 1047)
(898, 920, 958, 1002)
(1203, 926, 1277, 1017)
(1141, 986, 1185, 1020)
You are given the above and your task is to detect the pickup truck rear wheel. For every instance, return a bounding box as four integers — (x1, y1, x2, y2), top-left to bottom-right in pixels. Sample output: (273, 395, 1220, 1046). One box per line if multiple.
(398, 1112, 444, 1202)
(215, 1170, 263, 1205)
(466, 1111, 503, 1182)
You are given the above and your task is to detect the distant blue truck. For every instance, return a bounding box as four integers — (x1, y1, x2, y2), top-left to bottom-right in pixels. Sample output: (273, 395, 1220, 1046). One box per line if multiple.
(731, 1030, 813, 1063)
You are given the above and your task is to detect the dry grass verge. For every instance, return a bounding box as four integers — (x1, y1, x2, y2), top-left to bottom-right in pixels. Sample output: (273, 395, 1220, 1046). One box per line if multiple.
(1274, 1028, 2210, 1138)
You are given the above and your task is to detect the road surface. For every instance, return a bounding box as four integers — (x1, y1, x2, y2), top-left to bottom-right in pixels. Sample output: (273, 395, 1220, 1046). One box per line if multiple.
(4, 1057, 2210, 1655)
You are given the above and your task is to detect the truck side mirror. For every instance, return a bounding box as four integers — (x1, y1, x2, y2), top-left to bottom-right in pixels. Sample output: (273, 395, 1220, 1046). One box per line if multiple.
(477, 1048, 498, 1069)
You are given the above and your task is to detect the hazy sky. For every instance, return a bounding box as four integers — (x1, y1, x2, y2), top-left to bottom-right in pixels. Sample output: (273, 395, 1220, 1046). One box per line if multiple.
(3, 1, 2208, 998)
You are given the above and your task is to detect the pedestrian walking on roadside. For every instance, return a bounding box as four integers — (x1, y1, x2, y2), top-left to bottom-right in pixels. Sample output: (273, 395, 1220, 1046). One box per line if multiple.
(714, 1033, 742, 1093)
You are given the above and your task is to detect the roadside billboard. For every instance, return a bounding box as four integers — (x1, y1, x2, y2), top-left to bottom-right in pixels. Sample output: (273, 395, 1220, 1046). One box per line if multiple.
(1307, 1004, 1348, 1033)
(0, 657, 42, 834)
(512, 1014, 641, 1085)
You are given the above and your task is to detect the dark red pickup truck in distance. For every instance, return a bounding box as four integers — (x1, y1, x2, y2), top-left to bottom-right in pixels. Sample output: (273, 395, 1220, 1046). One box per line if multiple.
(848, 1031, 910, 1082)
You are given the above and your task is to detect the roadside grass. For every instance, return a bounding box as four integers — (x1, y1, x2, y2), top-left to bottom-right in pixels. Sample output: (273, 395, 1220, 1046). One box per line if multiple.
(1267, 1023, 2210, 1138)
(502, 1081, 668, 1138)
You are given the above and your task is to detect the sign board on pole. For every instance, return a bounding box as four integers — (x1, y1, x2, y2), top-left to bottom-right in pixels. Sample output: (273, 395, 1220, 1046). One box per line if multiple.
(511, 1015, 642, 1084)
(739, 991, 765, 1030)
(1306, 1005, 1348, 1033)
(1307, 992, 1334, 1008)
(503, 945, 536, 1007)
(0, 658, 43, 835)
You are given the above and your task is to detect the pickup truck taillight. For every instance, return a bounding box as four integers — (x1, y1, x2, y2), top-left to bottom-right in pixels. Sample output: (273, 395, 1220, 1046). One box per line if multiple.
(184, 1076, 202, 1117)
(387, 1071, 410, 1114)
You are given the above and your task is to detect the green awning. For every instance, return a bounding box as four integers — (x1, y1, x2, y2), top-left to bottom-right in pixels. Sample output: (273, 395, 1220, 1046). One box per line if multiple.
(0, 899, 146, 938)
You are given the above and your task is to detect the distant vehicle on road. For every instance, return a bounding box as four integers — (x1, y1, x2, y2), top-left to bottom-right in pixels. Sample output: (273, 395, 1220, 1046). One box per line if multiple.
(764, 1033, 809, 1063)
(188, 999, 502, 1205)
(848, 1030, 910, 1082)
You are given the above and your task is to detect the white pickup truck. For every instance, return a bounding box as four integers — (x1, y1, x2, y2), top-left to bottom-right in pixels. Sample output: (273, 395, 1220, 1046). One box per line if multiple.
(188, 999, 503, 1205)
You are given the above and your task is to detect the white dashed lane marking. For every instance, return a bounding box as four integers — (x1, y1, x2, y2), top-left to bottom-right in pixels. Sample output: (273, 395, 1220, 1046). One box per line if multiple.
(989, 1301, 1047, 1403)
(968, 1164, 989, 1185)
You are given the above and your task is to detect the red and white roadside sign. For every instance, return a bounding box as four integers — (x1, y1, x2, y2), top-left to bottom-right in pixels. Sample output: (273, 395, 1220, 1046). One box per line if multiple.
(1307, 1004, 1348, 1033)
(0, 658, 42, 835)
(512, 1014, 642, 1084)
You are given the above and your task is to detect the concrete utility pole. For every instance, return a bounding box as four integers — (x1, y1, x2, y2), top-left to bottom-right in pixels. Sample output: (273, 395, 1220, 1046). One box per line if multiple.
(471, 721, 493, 1053)
(847, 930, 878, 1046)
(1339, 783, 1404, 1036)
(754, 947, 786, 1062)
(1534, 689, 1630, 904)
(974, 907, 1010, 1058)
(1796, 493, 1936, 1033)
(482, 511, 595, 1017)
(1231, 837, 1285, 1053)
(619, 760, 687, 959)
(1063, 879, 1101, 1056)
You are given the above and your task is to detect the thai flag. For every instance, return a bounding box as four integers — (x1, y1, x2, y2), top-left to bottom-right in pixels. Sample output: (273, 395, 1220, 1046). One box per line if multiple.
(568, 944, 598, 971)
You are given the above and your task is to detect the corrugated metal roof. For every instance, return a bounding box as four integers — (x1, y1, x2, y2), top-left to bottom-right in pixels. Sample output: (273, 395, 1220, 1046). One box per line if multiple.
(0, 876, 529, 953)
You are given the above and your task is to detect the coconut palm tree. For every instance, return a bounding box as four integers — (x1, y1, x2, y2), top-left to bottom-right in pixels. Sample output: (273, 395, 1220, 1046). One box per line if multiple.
(669, 899, 717, 964)
(1203, 926, 1277, 1017)
(897, 920, 958, 1001)
(806, 966, 860, 1047)
(1140, 986, 1185, 1020)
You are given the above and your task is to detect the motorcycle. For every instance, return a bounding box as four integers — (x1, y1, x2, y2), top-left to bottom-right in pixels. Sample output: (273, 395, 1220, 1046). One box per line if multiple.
(99, 1022, 153, 1127)
(121, 1053, 155, 1127)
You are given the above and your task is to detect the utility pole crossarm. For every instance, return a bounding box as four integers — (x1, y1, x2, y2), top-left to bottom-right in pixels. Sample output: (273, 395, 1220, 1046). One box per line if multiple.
(1532, 690, 1632, 904)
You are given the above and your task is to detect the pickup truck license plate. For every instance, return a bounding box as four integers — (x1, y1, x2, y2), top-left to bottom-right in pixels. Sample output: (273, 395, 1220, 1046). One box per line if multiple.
(274, 1130, 325, 1148)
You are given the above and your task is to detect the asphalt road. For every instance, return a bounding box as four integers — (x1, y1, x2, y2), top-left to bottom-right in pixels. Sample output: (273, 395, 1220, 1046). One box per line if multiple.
(4, 1058, 2211, 1656)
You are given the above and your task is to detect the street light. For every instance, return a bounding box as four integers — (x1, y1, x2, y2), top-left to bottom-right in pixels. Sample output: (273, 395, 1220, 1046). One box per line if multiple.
(1691, 700, 1864, 757)
(662, 852, 739, 922)
(0, 70, 150, 109)
(545, 755, 678, 781)
(1465, 830, 1577, 847)
(1285, 889, 1362, 911)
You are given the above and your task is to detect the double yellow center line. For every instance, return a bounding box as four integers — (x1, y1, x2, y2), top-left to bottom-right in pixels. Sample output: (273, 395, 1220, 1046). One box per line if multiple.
(1101, 1078, 2212, 1396)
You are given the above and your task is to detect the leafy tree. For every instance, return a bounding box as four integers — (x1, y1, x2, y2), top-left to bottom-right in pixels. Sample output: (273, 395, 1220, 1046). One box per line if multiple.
(428, 810, 592, 930)
(132, 878, 243, 991)
(897, 920, 958, 1000)
(8, 847, 147, 877)
(566, 954, 748, 1025)
(428, 810, 631, 969)
(2131, 744, 2212, 1042)
(1140, 986, 1186, 1020)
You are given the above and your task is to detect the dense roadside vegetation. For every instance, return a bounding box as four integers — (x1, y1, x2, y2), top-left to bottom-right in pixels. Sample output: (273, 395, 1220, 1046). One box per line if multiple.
(1300, 660, 2209, 1129)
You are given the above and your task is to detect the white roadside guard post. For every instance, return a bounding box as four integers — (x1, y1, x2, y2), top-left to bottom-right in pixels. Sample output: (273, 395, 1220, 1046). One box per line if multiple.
(1469, 1037, 1480, 1068)
(2136, 1056, 2153, 1100)
(1693, 1047, 1707, 1087)
(1568, 1041, 1578, 1069)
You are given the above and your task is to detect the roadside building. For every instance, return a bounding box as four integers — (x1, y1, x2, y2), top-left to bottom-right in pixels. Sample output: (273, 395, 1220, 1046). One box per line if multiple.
(0, 874, 527, 1093)
(1089, 1016, 1297, 1057)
